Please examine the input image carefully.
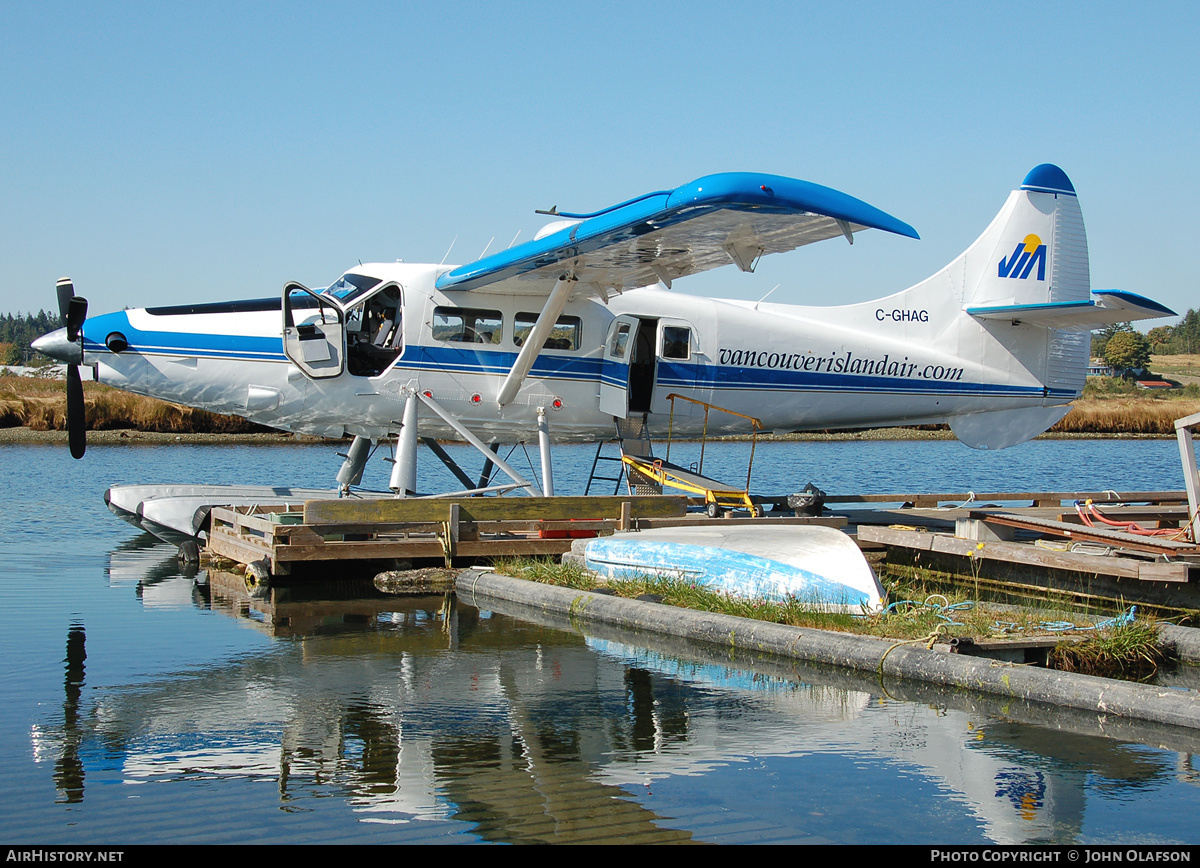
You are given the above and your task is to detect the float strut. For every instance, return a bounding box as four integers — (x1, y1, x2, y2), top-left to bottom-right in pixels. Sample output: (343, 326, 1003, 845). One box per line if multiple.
(390, 392, 419, 496)
(336, 435, 373, 494)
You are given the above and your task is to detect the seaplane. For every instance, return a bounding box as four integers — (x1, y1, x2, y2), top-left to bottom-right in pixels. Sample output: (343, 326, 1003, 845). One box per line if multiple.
(33, 163, 1175, 539)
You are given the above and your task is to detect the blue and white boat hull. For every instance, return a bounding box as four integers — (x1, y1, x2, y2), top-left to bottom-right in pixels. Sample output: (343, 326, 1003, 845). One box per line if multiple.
(582, 526, 885, 614)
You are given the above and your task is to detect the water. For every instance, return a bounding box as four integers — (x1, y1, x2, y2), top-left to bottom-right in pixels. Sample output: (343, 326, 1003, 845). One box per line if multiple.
(2, 438, 1199, 844)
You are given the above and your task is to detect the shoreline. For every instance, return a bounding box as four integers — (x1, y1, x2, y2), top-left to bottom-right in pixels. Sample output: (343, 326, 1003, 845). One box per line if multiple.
(0, 426, 1177, 446)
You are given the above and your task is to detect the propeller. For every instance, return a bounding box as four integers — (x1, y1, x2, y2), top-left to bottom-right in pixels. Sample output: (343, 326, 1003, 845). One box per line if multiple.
(55, 278, 88, 459)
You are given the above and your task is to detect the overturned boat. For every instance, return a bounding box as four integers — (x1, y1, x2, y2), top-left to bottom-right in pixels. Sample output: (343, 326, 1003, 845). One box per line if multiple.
(578, 525, 886, 613)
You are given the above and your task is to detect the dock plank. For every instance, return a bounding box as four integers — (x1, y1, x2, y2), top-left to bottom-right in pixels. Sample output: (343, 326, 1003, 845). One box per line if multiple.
(971, 511, 1199, 555)
(302, 495, 688, 525)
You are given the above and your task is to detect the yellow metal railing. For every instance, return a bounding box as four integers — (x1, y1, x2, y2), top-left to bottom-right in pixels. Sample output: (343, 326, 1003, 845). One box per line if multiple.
(664, 393, 764, 512)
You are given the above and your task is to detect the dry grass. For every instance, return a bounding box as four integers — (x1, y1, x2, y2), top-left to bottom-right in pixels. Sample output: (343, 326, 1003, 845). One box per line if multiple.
(1150, 354, 1200, 381)
(0, 374, 268, 434)
(3, 372, 1199, 437)
(1051, 397, 1200, 435)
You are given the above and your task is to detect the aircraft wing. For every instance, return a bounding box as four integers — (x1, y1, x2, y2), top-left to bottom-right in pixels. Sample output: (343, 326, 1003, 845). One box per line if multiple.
(966, 290, 1176, 330)
(435, 172, 919, 297)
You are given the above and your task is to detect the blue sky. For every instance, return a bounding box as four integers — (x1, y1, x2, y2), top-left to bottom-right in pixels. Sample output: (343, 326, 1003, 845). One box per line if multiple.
(2, 1, 1197, 326)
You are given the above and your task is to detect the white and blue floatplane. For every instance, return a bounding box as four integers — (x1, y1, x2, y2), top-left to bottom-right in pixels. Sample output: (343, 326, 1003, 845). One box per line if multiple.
(33, 165, 1175, 599)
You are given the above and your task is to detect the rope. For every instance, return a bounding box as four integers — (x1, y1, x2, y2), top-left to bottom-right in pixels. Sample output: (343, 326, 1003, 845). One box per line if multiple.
(883, 595, 975, 627)
(878, 627, 947, 678)
(992, 606, 1138, 634)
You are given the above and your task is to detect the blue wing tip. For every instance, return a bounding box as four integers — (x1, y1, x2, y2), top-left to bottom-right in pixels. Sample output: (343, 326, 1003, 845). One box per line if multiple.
(1093, 289, 1177, 318)
(1021, 164, 1076, 195)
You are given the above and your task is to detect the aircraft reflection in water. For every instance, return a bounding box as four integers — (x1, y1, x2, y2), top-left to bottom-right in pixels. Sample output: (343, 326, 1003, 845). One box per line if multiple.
(29, 567, 1198, 844)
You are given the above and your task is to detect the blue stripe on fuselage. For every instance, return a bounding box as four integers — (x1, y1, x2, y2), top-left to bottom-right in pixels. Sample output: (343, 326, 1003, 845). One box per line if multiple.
(81, 313, 1062, 400)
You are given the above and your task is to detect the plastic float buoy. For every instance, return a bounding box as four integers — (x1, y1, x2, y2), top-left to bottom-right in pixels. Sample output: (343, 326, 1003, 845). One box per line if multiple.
(245, 559, 272, 598)
(176, 539, 200, 565)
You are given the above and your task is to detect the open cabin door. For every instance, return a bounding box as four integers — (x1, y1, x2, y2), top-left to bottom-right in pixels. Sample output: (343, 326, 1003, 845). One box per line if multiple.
(283, 282, 345, 379)
(599, 316, 657, 417)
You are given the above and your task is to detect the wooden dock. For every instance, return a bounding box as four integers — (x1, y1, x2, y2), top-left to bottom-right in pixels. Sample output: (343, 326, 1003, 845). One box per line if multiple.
(207, 494, 845, 576)
(847, 491, 1200, 614)
(200, 487, 1200, 613)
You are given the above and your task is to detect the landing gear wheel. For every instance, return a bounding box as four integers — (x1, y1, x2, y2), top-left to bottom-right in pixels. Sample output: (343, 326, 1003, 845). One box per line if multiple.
(245, 559, 272, 598)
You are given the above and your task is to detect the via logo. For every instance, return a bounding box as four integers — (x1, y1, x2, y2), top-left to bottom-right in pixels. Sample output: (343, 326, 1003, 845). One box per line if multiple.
(998, 234, 1047, 280)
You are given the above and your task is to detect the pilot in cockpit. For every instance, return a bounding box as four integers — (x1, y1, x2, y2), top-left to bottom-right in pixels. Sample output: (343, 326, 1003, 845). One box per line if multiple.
(346, 286, 403, 376)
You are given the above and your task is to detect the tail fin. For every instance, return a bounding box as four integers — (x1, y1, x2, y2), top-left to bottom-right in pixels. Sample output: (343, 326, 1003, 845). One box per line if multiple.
(962, 165, 1093, 435)
(963, 164, 1090, 312)
(897, 165, 1172, 449)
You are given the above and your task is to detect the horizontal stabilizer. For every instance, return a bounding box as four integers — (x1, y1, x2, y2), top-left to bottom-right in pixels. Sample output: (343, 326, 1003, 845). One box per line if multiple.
(436, 172, 918, 297)
(965, 290, 1176, 330)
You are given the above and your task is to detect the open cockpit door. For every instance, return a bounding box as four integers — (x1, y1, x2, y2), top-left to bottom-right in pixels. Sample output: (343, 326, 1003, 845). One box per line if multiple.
(283, 282, 345, 379)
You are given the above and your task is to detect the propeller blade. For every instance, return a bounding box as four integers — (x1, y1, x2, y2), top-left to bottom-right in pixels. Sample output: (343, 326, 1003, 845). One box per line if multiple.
(66, 363, 86, 459)
(56, 278, 75, 322)
(65, 296, 88, 343)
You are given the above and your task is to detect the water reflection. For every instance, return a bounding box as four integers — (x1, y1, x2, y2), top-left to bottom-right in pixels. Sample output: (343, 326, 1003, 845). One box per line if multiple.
(55, 622, 86, 804)
(29, 564, 1200, 844)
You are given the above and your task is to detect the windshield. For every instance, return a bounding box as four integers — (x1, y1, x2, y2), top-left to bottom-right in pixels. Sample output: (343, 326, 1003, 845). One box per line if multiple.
(322, 273, 382, 306)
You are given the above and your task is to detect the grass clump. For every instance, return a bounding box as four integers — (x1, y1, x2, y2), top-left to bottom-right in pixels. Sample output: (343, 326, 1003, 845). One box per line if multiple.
(1047, 622, 1168, 682)
(492, 556, 867, 631)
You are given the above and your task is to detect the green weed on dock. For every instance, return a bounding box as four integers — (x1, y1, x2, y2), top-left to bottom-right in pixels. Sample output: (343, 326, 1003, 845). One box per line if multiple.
(491, 557, 1172, 683)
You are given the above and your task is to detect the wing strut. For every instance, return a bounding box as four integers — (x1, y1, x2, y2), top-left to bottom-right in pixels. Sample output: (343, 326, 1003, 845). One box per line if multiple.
(496, 277, 574, 408)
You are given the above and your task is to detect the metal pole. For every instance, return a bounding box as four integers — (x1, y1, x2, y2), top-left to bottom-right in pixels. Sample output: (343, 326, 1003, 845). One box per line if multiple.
(417, 391, 541, 496)
(537, 407, 554, 497)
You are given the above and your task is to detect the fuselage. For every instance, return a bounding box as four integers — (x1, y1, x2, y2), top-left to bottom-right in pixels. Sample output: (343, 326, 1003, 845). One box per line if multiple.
(74, 259, 1071, 444)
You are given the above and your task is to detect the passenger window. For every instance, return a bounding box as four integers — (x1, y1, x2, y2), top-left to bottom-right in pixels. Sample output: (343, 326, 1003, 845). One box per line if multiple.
(514, 313, 582, 350)
(433, 307, 502, 345)
(662, 326, 691, 360)
(608, 321, 632, 359)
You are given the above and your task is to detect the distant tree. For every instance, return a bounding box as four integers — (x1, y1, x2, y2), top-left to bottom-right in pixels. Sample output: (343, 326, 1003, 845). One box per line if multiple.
(0, 310, 58, 364)
(1171, 309, 1200, 355)
(1092, 322, 1134, 359)
(1147, 325, 1175, 353)
(1104, 330, 1151, 372)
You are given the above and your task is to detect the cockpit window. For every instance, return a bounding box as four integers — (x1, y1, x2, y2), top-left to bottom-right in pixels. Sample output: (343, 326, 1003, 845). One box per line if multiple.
(323, 273, 382, 306)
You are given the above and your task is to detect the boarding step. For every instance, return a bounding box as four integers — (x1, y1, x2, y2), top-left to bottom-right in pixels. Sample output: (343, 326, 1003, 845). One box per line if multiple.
(586, 416, 662, 496)
(614, 415, 661, 496)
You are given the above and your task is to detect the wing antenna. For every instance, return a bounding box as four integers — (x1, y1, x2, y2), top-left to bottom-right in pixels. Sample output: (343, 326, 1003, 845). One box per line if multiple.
(753, 285, 781, 310)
